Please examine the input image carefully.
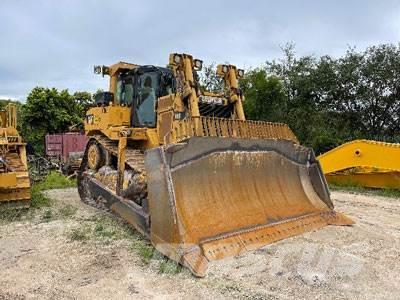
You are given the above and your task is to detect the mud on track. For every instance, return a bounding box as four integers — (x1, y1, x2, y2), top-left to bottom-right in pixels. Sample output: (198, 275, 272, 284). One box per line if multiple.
(0, 188, 399, 299)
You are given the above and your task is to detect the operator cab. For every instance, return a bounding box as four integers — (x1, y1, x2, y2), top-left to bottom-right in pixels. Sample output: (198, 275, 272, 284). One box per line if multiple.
(117, 66, 176, 128)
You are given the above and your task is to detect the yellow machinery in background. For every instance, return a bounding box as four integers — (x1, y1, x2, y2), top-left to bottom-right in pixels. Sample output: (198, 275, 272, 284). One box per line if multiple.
(78, 53, 353, 277)
(0, 104, 31, 208)
(318, 140, 400, 189)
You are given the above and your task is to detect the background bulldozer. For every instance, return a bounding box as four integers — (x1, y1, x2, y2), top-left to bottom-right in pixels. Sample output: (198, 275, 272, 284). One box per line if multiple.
(0, 104, 31, 208)
(78, 53, 353, 277)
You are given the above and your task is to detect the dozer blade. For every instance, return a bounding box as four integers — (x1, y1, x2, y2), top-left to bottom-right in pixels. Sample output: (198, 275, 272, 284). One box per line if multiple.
(0, 155, 31, 209)
(0, 174, 31, 209)
(145, 137, 353, 277)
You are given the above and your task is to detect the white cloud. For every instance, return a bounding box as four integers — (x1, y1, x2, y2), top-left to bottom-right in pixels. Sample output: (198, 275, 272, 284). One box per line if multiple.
(1, 0, 400, 100)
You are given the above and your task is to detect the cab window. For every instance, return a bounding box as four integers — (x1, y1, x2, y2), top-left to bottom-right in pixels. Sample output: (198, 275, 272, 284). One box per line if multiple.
(136, 73, 159, 127)
(119, 80, 134, 107)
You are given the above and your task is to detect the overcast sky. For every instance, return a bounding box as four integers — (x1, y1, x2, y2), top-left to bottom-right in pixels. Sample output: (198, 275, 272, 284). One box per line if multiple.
(1, 0, 400, 100)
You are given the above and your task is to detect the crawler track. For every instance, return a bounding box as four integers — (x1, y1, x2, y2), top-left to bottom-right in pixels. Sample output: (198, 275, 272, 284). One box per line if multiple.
(77, 135, 147, 212)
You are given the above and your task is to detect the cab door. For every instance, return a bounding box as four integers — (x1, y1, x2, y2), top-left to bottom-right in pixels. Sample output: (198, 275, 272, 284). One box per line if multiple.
(132, 72, 159, 128)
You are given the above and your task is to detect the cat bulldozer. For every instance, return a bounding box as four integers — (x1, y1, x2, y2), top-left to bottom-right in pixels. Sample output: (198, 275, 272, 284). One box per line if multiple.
(0, 104, 30, 208)
(78, 53, 353, 277)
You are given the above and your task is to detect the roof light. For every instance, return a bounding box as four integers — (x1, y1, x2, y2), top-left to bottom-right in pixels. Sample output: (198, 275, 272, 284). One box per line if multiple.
(194, 59, 203, 70)
(94, 65, 102, 74)
(174, 54, 182, 64)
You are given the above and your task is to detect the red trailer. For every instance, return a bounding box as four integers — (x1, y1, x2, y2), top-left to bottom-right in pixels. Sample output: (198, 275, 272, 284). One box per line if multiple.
(45, 133, 87, 174)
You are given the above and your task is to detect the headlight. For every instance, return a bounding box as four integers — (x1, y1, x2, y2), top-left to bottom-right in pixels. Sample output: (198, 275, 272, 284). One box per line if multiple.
(237, 69, 244, 78)
(194, 59, 203, 70)
(102, 66, 110, 75)
(94, 65, 102, 74)
(216, 64, 230, 76)
(174, 54, 182, 64)
(93, 65, 109, 76)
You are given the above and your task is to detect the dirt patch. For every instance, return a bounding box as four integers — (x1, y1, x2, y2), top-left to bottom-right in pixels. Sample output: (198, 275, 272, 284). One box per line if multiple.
(0, 188, 399, 299)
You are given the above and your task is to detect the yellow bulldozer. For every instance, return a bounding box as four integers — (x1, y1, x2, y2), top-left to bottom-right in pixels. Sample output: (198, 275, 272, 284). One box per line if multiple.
(0, 104, 31, 208)
(78, 53, 353, 276)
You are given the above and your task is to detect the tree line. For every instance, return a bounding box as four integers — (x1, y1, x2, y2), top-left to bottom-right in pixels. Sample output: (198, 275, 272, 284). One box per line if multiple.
(240, 43, 400, 154)
(2, 43, 399, 155)
(1, 88, 92, 154)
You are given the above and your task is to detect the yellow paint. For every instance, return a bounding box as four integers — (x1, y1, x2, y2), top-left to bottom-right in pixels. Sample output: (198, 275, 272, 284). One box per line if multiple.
(143, 129, 160, 149)
(82, 53, 354, 277)
(86, 54, 301, 148)
(97, 61, 137, 102)
(116, 137, 127, 195)
(318, 140, 400, 189)
(0, 173, 17, 188)
(0, 104, 31, 206)
(85, 106, 131, 132)
(217, 64, 245, 120)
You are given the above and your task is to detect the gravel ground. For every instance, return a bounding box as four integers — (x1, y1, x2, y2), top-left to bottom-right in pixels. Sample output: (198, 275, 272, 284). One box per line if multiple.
(0, 188, 399, 300)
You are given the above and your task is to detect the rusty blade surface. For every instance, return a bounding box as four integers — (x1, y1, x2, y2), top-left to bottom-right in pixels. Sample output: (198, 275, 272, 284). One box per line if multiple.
(145, 137, 353, 277)
(172, 151, 324, 241)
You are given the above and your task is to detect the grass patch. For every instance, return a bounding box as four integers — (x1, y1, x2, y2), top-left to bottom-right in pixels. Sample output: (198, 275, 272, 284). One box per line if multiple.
(158, 259, 182, 275)
(378, 188, 400, 198)
(67, 213, 182, 275)
(94, 223, 116, 239)
(128, 236, 182, 274)
(1, 172, 76, 223)
(0, 183, 50, 223)
(0, 208, 33, 223)
(129, 238, 155, 264)
(67, 214, 139, 244)
(59, 204, 78, 218)
(91, 215, 135, 240)
(30, 184, 52, 208)
(329, 184, 400, 198)
(41, 209, 53, 222)
(35, 171, 76, 191)
(68, 226, 91, 241)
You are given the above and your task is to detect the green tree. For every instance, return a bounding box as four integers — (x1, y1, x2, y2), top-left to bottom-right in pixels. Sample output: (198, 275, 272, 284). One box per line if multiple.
(332, 45, 400, 139)
(198, 63, 224, 93)
(241, 69, 286, 122)
(21, 87, 89, 154)
(0, 99, 21, 109)
(265, 44, 338, 151)
(241, 43, 400, 153)
(73, 91, 94, 117)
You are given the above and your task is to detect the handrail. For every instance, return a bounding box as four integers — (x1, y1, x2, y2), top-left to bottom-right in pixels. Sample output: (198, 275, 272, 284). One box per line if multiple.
(5, 104, 17, 129)
(170, 116, 299, 144)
